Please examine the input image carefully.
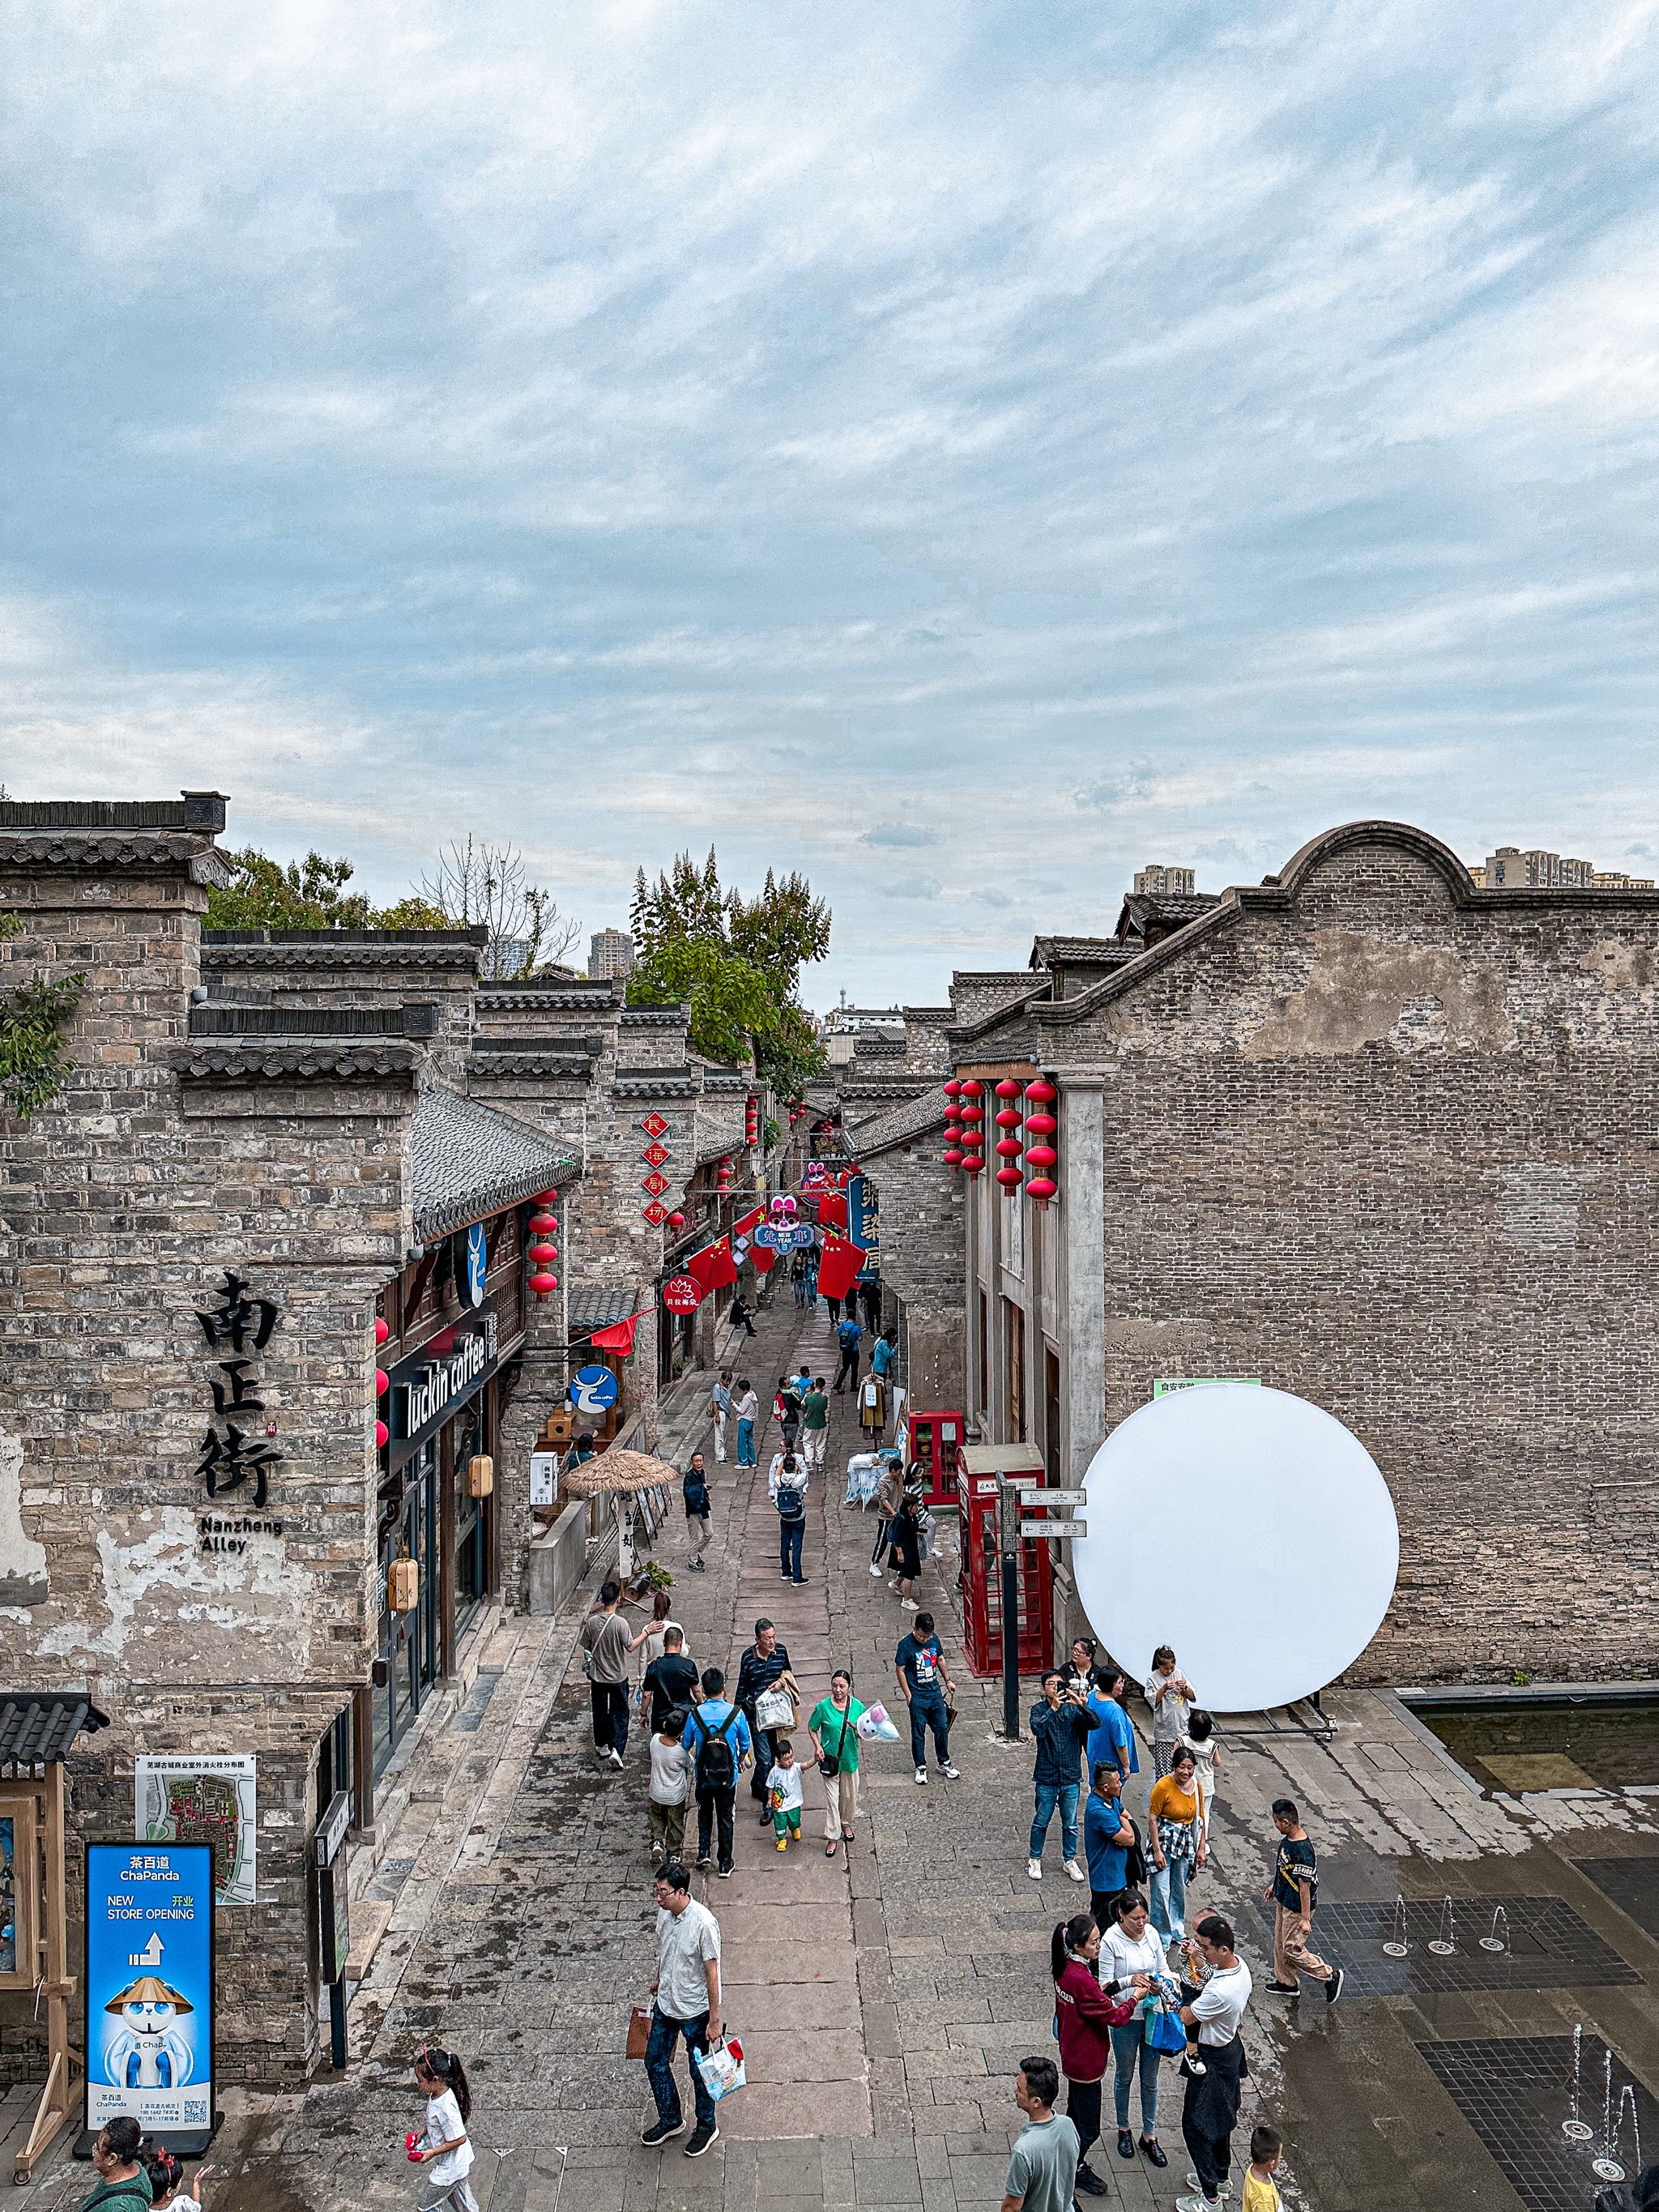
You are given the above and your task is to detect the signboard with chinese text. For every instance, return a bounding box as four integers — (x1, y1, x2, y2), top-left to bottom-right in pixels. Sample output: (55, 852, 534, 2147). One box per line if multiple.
(85, 1843, 215, 2142)
(135, 1756, 257, 1907)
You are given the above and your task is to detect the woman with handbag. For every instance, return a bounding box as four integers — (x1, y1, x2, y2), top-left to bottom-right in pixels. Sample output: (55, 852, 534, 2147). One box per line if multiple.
(1099, 1890, 1172, 2167)
(1051, 1912, 1145, 2198)
(1148, 1746, 1205, 1942)
(808, 1669, 867, 1857)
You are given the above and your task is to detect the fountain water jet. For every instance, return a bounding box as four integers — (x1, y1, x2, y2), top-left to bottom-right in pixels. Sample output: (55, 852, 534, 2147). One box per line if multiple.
(1427, 1895, 1459, 1955)
(1563, 2022, 1593, 2142)
(1478, 1906, 1508, 1954)
(1381, 1895, 1410, 1958)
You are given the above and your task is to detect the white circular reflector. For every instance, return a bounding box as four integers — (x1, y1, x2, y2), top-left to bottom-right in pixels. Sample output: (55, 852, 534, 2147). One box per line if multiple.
(1073, 1385, 1398, 1715)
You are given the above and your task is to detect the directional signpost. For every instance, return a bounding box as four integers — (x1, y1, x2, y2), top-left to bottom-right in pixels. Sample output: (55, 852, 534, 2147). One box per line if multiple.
(1000, 1474, 1088, 1740)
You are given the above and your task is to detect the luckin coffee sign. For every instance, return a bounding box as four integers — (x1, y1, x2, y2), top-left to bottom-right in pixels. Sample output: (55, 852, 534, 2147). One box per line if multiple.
(393, 1313, 499, 1451)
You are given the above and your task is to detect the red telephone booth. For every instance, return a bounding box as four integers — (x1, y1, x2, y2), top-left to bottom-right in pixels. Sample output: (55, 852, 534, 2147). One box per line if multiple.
(957, 1446, 1054, 1679)
(905, 1407, 964, 1507)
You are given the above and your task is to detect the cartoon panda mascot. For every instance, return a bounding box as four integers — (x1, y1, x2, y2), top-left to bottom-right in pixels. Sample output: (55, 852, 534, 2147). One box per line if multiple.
(104, 1975, 195, 2090)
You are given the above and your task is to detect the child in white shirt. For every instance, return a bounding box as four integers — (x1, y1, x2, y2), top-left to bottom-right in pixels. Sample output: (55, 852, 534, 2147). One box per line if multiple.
(768, 1736, 804, 1850)
(412, 2048, 476, 2212)
(648, 1710, 693, 1864)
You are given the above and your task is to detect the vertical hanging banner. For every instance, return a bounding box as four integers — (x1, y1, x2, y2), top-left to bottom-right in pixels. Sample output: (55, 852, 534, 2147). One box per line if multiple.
(86, 1841, 215, 2143)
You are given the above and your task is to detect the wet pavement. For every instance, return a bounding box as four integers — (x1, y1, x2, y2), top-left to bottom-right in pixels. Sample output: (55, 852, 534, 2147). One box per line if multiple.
(12, 1281, 1659, 2211)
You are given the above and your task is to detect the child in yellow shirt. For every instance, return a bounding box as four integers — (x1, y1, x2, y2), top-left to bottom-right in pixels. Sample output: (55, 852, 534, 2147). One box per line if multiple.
(1241, 2122, 1283, 2211)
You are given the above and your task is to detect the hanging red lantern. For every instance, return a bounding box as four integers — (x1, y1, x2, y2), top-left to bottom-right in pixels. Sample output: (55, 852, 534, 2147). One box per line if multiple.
(667, 1210, 686, 1232)
(1025, 1078, 1058, 1202)
(373, 1315, 390, 1347)
(375, 1419, 389, 1450)
(375, 1367, 389, 1398)
(961, 1147, 984, 1175)
(529, 1209, 559, 1236)
(529, 1241, 557, 1266)
(529, 1270, 558, 1298)
(943, 1078, 963, 1171)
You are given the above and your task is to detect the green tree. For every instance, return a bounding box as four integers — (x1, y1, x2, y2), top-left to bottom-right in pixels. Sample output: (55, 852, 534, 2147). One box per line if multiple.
(206, 849, 378, 930)
(627, 850, 830, 1100)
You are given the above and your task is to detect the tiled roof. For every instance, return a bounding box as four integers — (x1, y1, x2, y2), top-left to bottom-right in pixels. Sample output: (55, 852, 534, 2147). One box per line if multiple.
(478, 981, 621, 1010)
(1030, 935, 1136, 967)
(1115, 892, 1221, 937)
(569, 1281, 644, 1333)
(2, 793, 226, 832)
(412, 1085, 574, 1241)
(845, 1089, 948, 1158)
(170, 1040, 425, 1081)
(614, 1072, 700, 1098)
(0, 1692, 109, 1766)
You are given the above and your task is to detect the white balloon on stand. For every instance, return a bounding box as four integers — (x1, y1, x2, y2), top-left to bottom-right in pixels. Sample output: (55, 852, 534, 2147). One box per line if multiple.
(1073, 1383, 1399, 1714)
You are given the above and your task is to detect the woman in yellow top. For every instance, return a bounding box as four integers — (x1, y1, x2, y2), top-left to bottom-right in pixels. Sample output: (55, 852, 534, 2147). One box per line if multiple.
(1146, 1744, 1205, 1941)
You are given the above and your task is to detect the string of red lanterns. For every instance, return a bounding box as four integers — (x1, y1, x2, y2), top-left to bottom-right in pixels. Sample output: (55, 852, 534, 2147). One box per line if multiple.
(942, 1078, 963, 1169)
(958, 1080, 984, 1176)
(1024, 1079, 1058, 1204)
(993, 1077, 1023, 1189)
(528, 1188, 560, 1298)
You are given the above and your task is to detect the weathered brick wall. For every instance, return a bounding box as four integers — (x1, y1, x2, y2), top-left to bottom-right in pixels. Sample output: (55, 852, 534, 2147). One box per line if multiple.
(1044, 830, 1659, 1683)
(858, 1142, 965, 1414)
(0, 848, 411, 2081)
(201, 931, 484, 1084)
(949, 973, 1039, 1025)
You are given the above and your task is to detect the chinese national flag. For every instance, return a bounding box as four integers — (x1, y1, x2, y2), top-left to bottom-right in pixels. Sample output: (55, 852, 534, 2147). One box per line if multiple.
(689, 1237, 739, 1296)
(730, 1203, 776, 1274)
(815, 1234, 867, 1303)
(816, 1191, 848, 1231)
(589, 1313, 641, 1356)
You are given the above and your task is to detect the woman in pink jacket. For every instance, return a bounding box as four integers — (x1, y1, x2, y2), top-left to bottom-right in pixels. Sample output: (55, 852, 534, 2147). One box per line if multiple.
(1051, 1912, 1146, 2198)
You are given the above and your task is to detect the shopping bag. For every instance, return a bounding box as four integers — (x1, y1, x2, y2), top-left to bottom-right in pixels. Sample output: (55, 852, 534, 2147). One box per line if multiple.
(695, 2036, 747, 2101)
(856, 1702, 901, 1743)
(1147, 2005, 1188, 2055)
(625, 2005, 652, 2060)
(755, 1685, 795, 1731)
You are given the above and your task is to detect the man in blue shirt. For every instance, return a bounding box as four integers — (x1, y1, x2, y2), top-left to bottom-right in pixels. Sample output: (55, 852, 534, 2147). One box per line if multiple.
(682, 1668, 753, 1878)
(833, 1315, 863, 1394)
(894, 1611, 962, 1784)
(1085, 1667, 1138, 1785)
(1028, 1671, 1094, 1883)
(1082, 1763, 1138, 1926)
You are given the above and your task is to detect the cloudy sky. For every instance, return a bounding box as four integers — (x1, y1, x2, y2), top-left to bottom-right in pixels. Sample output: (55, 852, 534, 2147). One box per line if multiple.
(6, 2, 1659, 1004)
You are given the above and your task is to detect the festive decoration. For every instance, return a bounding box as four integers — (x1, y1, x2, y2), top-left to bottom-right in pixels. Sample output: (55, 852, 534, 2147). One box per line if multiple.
(943, 1078, 963, 1170)
(529, 1270, 558, 1298)
(590, 1313, 642, 1356)
(640, 1142, 669, 1170)
(688, 1237, 739, 1296)
(667, 1210, 686, 1232)
(641, 1200, 668, 1227)
(375, 1419, 390, 1450)
(375, 1368, 389, 1397)
(994, 1078, 1023, 1188)
(745, 1093, 760, 1145)
(374, 1315, 390, 1347)
(1024, 1078, 1058, 1203)
(816, 1232, 868, 1303)
(529, 1209, 559, 1236)
(638, 1115, 668, 1140)
(715, 1155, 733, 1192)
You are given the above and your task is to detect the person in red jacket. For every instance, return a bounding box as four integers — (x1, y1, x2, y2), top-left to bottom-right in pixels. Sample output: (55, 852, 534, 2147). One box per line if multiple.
(1051, 1912, 1149, 2197)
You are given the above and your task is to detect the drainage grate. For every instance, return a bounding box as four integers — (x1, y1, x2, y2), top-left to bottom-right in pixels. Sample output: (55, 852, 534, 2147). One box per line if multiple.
(1418, 2035, 1658, 2212)
(1251, 1894, 1638, 1998)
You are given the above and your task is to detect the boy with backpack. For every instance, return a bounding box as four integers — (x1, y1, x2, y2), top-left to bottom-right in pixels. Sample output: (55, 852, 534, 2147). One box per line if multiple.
(769, 1450, 808, 1584)
(683, 1668, 753, 1879)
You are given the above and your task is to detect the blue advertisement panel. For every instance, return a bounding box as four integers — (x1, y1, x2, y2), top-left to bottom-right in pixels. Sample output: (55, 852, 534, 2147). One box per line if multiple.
(847, 1175, 880, 1281)
(86, 1843, 214, 2136)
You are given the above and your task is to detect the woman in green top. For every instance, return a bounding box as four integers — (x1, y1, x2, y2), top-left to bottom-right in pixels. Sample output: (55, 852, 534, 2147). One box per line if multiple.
(808, 1668, 867, 1857)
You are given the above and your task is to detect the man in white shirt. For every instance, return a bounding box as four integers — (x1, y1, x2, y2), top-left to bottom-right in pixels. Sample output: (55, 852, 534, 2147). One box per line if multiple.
(1175, 1915, 1253, 2212)
(642, 1863, 723, 2159)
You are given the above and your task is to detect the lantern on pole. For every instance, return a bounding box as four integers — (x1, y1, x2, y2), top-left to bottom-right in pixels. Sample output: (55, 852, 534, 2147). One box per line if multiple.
(1024, 1078, 1058, 1204)
(994, 1077, 1023, 1189)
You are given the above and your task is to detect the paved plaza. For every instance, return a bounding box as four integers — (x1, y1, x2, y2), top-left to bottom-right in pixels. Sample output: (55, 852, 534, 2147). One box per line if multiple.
(12, 1286, 1659, 2212)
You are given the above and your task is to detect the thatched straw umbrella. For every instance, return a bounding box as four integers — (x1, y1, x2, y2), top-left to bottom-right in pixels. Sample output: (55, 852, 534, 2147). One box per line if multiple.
(561, 1447, 680, 1499)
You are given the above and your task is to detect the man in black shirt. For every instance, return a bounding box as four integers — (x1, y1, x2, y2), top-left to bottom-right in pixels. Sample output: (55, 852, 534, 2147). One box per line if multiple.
(642, 1626, 701, 1735)
(1263, 1796, 1342, 2005)
(735, 1617, 794, 1819)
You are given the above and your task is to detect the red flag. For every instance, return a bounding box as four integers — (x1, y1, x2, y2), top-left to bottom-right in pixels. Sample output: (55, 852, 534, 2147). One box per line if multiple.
(689, 1237, 738, 1295)
(750, 1244, 778, 1275)
(588, 1315, 640, 1356)
(816, 1234, 867, 1303)
(816, 1191, 847, 1231)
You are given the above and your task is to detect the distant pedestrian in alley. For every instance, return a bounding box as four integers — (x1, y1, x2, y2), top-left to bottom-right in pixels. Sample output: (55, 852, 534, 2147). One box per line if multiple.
(642, 1625, 699, 1738)
(707, 1369, 734, 1463)
(683, 1668, 751, 1877)
(823, 1285, 841, 1324)
(1146, 1646, 1196, 1779)
(1027, 1669, 1094, 1883)
(791, 1249, 809, 1306)
(1262, 1797, 1343, 2006)
(833, 1312, 863, 1393)
(641, 1860, 722, 2157)
(631, 1588, 686, 1675)
(681, 1451, 711, 1572)
(736, 1619, 795, 1821)
(1064, 1636, 1097, 1699)
(801, 1375, 829, 1470)
(894, 1609, 960, 1784)
(733, 1377, 758, 1467)
(1001, 2054, 1079, 2212)
(728, 1290, 757, 1338)
(869, 1457, 903, 1578)
(888, 1489, 924, 1609)
(1183, 1709, 1222, 1841)
(647, 1710, 693, 1866)
(1175, 1914, 1253, 2212)
(581, 1582, 634, 1770)
(769, 1449, 808, 1584)
(872, 1326, 897, 1390)
(804, 1255, 819, 1310)
(774, 1374, 803, 1450)
(808, 1668, 867, 1856)
(859, 1279, 882, 1333)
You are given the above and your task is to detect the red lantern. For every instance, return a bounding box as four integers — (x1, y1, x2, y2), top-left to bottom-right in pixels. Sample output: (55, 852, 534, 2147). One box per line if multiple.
(945, 1079, 962, 1097)
(943, 1081, 964, 1171)
(373, 1315, 390, 1347)
(667, 1210, 686, 1232)
(529, 1242, 557, 1266)
(961, 1151, 984, 1176)
(529, 1210, 559, 1236)
(1025, 1078, 1058, 1203)
(375, 1367, 389, 1397)
(529, 1270, 558, 1298)
(996, 1165, 1023, 1189)
(375, 1419, 389, 1450)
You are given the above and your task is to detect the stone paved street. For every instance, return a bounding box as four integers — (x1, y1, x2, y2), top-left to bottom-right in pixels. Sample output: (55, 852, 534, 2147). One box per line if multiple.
(14, 1281, 1659, 2212)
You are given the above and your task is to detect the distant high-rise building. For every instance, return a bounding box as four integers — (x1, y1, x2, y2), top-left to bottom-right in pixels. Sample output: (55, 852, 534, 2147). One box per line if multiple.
(589, 928, 635, 980)
(1133, 864, 1196, 896)
(1484, 846, 1597, 890)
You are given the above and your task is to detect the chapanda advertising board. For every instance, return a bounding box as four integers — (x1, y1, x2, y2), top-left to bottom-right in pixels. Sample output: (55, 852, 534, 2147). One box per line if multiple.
(86, 1843, 215, 2137)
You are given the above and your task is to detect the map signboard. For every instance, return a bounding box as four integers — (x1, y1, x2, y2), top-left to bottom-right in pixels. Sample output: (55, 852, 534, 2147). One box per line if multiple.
(134, 1755, 257, 1906)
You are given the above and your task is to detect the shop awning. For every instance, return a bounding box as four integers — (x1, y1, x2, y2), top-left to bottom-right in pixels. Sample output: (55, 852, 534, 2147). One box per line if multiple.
(569, 1282, 644, 1336)
(0, 1692, 110, 1767)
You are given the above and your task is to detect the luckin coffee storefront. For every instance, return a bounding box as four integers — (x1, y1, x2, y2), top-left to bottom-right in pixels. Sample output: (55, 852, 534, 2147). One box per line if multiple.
(371, 1212, 527, 1777)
